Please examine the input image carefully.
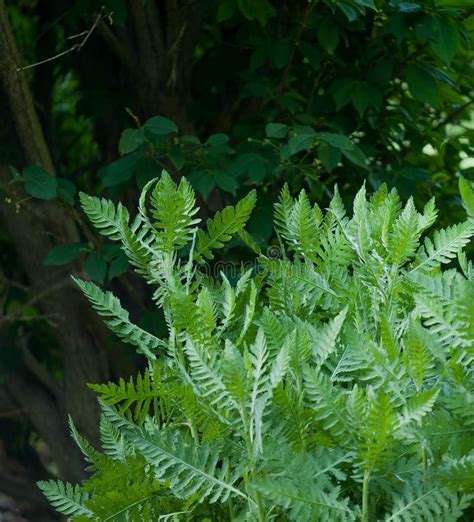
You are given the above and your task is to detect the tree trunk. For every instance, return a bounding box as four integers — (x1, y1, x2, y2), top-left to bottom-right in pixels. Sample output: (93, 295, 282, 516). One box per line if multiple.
(0, 0, 110, 482)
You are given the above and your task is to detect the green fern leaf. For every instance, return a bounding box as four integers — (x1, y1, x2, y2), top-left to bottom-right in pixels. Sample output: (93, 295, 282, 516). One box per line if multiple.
(195, 190, 256, 262)
(37, 480, 92, 517)
(438, 453, 474, 493)
(89, 368, 161, 424)
(384, 474, 472, 521)
(387, 198, 420, 265)
(148, 172, 200, 253)
(411, 221, 474, 273)
(80, 193, 151, 274)
(74, 278, 164, 359)
(112, 416, 249, 505)
(360, 389, 397, 471)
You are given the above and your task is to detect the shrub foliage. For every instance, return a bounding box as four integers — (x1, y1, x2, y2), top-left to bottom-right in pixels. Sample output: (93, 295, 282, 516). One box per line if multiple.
(39, 173, 474, 520)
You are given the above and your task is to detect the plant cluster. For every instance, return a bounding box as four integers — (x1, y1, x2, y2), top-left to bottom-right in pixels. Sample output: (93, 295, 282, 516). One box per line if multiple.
(40, 172, 474, 520)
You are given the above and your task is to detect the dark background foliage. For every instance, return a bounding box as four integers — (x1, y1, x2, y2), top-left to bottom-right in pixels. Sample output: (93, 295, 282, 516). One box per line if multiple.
(0, 0, 472, 519)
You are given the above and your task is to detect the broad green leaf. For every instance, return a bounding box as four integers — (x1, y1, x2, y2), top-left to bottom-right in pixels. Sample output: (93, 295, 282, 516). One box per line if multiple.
(43, 243, 88, 266)
(86, 253, 108, 284)
(431, 18, 460, 64)
(23, 165, 58, 200)
(206, 133, 230, 146)
(351, 82, 370, 116)
(265, 123, 288, 139)
(316, 133, 354, 151)
(406, 65, 440, 106)
(101, 153, 140, 188)
(342, 145, 369, 169)
(144, 116, 178, 136)
(318, 18, 339, 53)
(57, 178, 76, 205)
(108, 251, 130, 280)
(288, 133, 316, 156)
(119, 128, 145, 155)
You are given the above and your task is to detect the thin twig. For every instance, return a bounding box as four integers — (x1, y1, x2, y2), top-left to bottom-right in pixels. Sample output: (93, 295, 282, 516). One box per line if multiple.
(433, 98, 474, 131)
(16, 7, 106, 72)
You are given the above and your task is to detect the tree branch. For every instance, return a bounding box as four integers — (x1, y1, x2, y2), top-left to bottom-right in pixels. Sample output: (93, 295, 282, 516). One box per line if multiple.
(0, 0, 54, 173)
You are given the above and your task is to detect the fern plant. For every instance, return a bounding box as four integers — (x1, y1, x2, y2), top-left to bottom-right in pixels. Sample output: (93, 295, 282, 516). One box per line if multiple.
(39, 172, 474, 521)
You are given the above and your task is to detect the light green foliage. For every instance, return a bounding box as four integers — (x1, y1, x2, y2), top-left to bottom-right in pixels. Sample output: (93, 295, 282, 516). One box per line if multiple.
(40, 173, 474, 520)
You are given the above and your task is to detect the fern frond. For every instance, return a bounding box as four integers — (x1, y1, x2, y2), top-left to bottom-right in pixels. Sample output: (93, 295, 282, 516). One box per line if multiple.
(398, 386, 440, 428)
(99, 414, 133, 462)
(69, 416, 99, 464)
(37, 480, 92, 517)
(438, 453, 474, 493)
(304, 366, 350, 440)
(384, 474, 472, 521)
(387, 198, 420, 266)
(183, 338, 238, 414)
(411, 221, 474, 273)
(274, 183, 295, 243)
(312, 307, 348, 368)
(148, 172, 200, 253)
(80, 193, 152, 274)
(360, 389, 397, 471)
(254, 472, 355, 521)
(74, 278, 164, 359)
(195, 190, 256, 262)
(122, 424, 248, 504)
(89, 369, 161, 424)
(286, 189, 320, 258)
(402, 321, 435, 388)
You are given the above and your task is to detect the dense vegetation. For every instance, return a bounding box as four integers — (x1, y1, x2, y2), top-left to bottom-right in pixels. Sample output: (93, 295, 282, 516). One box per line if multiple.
(0, 0, 472, 519)
(41, 173, 474, 520)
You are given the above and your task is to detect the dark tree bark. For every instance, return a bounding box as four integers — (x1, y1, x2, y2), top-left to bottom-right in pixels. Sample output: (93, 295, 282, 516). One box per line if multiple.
(0, 0, 110, 483)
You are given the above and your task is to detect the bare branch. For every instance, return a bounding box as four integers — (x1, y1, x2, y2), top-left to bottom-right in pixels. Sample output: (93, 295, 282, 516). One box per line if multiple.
(16, 7, 106, 72)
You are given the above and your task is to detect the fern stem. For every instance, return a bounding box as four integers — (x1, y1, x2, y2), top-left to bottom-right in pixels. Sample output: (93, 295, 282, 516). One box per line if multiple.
(362, 470, 370, 522)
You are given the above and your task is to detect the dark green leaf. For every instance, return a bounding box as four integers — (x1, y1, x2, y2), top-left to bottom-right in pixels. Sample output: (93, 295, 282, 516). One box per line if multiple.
(217, 0, 235, 22)
(339, 3, 358, 22)
(43, 243, 88, 266)
(316, 133, 354, 151)
(318, 18, 339, 53)
(144, 116, 178, 136)
(206, 133, 230, 146)
(288, 134, 316, 156)
(118, 129, 145, 155)
(351, 82, 370, 116)
(168, 148, 186, 171)
(108, 251, 130, 280)
(215, 170, 238, 194)
(188, 170, 216, 198)
(272, 38, 292, 69)
(431, 18, 460, 65)
(135, 158, 162, 191)
(102, 153, 140, 188)
(86, 253, 107, 285)
(234, 153, 267, 182)
(265, 123, 288, 139)
(342, 145, 369, 169)
(299, 42, 322, 69)
(318, 142, 341, 172)
(406, 65, 440, 106)
(23, 165, 58, 200)
(331, 78, 355, 109)
(57, 178, 76, 205)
